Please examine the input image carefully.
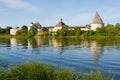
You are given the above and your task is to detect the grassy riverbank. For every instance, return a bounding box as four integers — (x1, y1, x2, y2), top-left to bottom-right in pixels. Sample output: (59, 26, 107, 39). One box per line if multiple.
(1, 34, 120, 40)
(0, 62, 113, 80)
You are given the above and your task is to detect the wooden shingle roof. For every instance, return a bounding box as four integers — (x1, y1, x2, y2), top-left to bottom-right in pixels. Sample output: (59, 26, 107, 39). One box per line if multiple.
(55, 19, 66, 27)
(91, 11, 103, 24)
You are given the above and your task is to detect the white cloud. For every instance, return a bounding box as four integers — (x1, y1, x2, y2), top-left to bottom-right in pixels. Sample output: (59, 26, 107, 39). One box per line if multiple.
(0, 0, 36, 10)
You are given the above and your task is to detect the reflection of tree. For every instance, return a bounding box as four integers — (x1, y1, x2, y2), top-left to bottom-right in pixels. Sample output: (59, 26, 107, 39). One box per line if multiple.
(0, 38, 11, 47)
(28, 38, 38, 48)
(21, 38, 28, 47)
(28, 38, 50, 54)
(5, 38, 11, 47)
(58, 46, 64, 55)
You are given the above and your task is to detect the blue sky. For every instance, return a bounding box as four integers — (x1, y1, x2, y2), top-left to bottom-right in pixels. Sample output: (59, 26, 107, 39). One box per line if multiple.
(0, 0, 120, 28)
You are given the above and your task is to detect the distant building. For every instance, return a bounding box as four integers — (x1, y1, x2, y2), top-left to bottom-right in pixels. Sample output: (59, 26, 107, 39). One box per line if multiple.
(49, 19, 67, 32)
(10, 28, 19, 35)
(28, 22, 42, 31)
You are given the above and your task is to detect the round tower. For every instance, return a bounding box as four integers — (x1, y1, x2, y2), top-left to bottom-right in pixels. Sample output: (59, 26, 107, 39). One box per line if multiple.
(90, 11, 104, 31)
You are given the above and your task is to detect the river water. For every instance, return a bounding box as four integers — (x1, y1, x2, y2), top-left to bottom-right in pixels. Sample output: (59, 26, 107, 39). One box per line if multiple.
(0, 37, 120, 79)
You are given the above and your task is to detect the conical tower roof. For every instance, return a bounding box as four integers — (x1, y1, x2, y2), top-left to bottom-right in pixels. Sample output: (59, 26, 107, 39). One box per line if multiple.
(91, 11, 103, 24)
(55, 19, 66, 27)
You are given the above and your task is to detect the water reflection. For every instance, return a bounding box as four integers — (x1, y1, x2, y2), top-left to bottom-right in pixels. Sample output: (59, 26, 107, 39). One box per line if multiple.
(9, 38, 104, 63)
(90, 41, 103, 64)
(0, 37, 119, 64)
(1, 38, 120, 79)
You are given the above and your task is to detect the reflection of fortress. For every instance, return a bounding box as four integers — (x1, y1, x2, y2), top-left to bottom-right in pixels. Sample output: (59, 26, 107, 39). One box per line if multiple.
(10, 38, 103, 63)
(81, 41, 103, 63)
(10, 38, 17, 45)
(90, 41, 103, 63)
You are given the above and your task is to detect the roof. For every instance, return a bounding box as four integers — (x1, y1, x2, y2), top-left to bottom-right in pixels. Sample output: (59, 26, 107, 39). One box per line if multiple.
(34, 22, 42, 29)
(91, 11, 103, 24)
(55, 19, 66, 27)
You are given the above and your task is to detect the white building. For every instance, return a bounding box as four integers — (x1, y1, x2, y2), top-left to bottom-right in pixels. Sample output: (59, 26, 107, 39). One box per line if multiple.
(10, 28, 19, 35)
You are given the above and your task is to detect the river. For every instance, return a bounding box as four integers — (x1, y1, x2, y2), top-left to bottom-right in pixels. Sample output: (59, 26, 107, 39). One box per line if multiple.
(0, 37, 120, 80)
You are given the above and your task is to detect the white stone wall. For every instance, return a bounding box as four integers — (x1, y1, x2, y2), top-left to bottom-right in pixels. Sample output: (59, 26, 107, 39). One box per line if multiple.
(48, 28, 54, 32)
(90, 24, 103, 31)
(10, 29, 19, 35)
(28, 27, 31, 31)
(52, 26, 62, 32)
(81, 28, 90, 31)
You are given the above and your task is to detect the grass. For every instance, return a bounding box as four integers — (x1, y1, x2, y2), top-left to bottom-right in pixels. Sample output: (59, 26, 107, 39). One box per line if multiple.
(0, 62, 114, 80)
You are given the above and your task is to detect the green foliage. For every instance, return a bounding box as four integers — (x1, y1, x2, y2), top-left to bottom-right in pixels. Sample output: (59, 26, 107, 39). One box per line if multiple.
(69, 29, 75, 36)
(96, 27, 106, 36)
(74, 27, 82, 36)
(5, 26, 12, 34)
(0, 26, 12, 34)
(83, 30, 95, 36)
(56, 27, 82, 37)
(0, 62, 114, 80)
(55, 26, 68, 37)
(27, 26, 37, 37)
(0, 27, 5, 34)
(16, 25, 28, 36)
(0, 67, 7, 80)
(55, 23, 120, 38)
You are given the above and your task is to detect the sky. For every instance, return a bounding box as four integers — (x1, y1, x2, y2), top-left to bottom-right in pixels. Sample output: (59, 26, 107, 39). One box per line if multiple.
(0, 0, 120, 28)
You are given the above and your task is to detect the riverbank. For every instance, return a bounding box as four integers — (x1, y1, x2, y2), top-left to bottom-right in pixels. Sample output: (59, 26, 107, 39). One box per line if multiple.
(1, 34, 120, 40)
(0, 62, 113, 80)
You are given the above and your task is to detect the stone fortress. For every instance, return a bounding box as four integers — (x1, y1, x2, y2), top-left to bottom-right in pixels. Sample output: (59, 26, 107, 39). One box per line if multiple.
(10, 11, 104, 35)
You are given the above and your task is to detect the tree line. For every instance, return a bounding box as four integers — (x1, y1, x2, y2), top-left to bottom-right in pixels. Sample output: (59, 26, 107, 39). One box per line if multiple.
(0, 23, 120, 37)
(16, 25, 37, 37)
(55, 23, 120, 37)
(0, 26, 12, 34)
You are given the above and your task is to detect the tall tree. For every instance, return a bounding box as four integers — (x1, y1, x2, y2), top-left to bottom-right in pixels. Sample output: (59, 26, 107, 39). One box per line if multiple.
(74, 27, 81, 36)
(5, 26, 12, 34)
(27, 26, 37, 37)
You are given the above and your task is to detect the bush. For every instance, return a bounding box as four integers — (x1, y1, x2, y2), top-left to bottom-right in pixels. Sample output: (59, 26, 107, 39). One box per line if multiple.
(0, 62, 114, 80)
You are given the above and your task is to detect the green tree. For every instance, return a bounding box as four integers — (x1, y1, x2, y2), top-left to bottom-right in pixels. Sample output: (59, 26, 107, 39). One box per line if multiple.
(83, 30, 95, 36)
(5, 26, 12, 34)
(56, 25, 69, 36)
(27, 26, 37, 37)
(96, 27, 106, 36)
(16, 25, 28, 36)
(74, 27, 81, 36)
(69, 30, 75, 36)
(0, 27, 5, 34)
(105, 24, 117, 36)
(62, 25, 68, 36)
(21, 25, 28, 35)
(115, 23, 120, 30)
